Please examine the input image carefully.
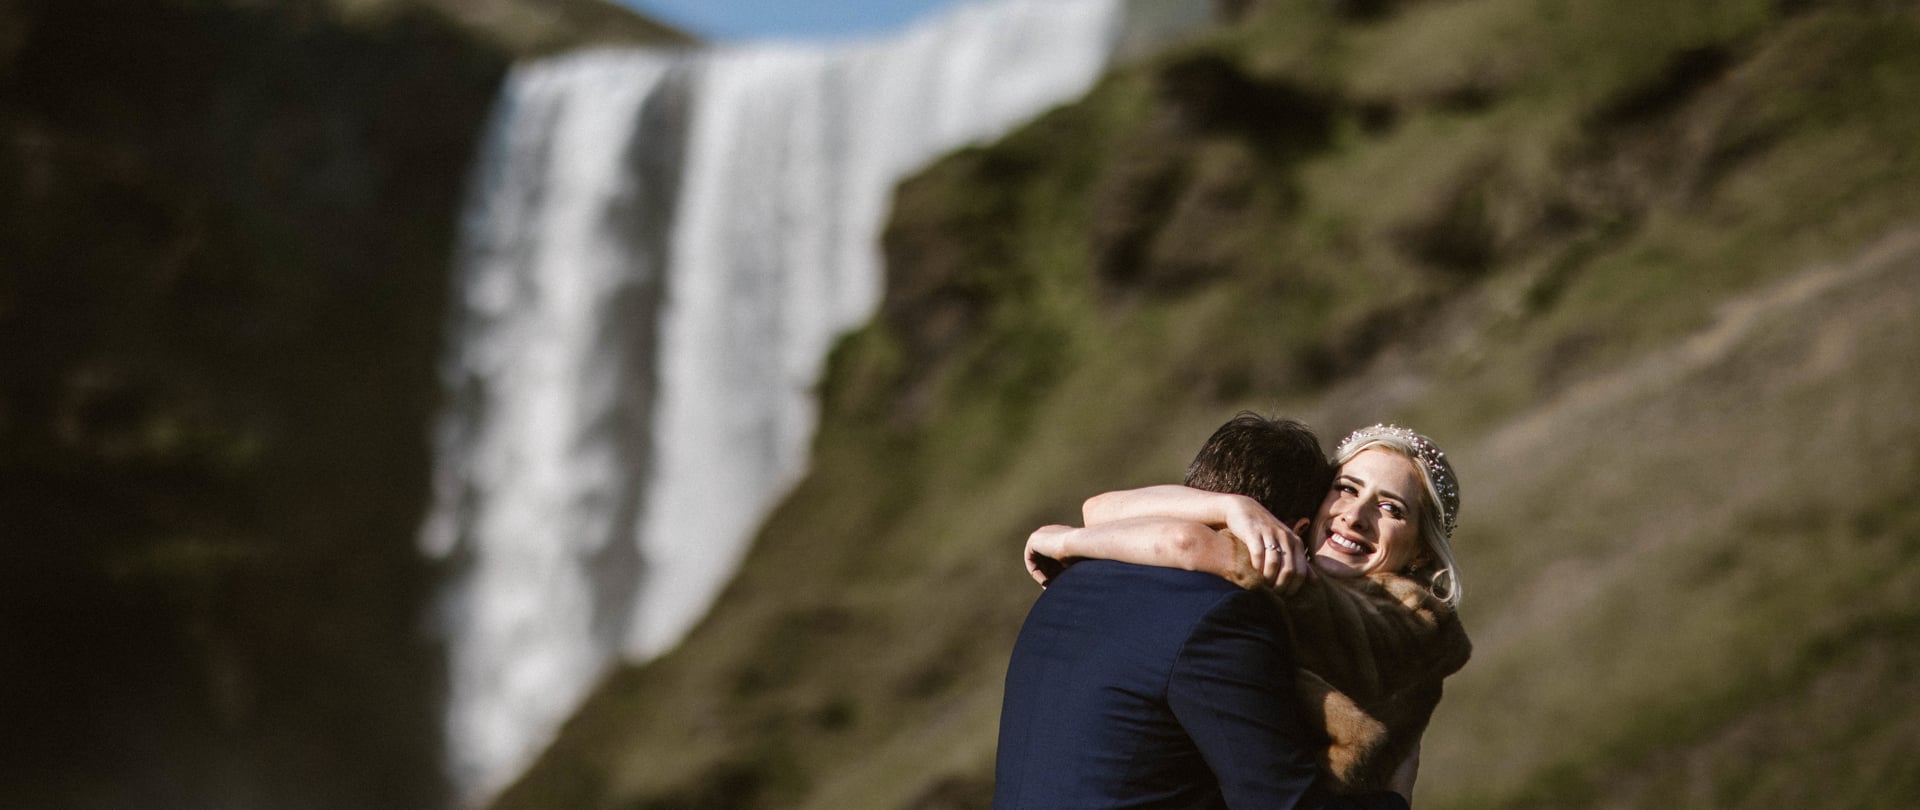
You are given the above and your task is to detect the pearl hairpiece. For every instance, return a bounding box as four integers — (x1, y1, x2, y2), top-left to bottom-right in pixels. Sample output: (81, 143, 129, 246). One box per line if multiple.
(1336, 424, 1460, 540)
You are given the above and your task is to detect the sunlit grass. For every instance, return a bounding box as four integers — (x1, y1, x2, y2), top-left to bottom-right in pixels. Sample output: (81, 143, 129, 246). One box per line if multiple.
(501, 2, 1920, 807)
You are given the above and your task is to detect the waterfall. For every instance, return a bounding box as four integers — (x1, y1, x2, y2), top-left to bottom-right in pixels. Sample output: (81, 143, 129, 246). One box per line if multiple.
(422, 0, 1126, 804)
(421, 48, 688, 801)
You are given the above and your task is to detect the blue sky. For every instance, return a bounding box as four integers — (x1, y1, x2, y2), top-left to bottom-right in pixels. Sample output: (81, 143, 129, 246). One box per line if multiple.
(619, 0, 967, 41)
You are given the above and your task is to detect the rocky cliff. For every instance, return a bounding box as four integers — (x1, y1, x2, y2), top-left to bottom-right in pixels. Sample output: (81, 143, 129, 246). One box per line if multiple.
(0, 1, 679, 807)
(8, 1, 1919, 809)
(498, 1, 1920, 808)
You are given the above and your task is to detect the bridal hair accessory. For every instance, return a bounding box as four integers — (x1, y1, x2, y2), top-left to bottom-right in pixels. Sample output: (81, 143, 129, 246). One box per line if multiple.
(1337, 424, 1460, 540)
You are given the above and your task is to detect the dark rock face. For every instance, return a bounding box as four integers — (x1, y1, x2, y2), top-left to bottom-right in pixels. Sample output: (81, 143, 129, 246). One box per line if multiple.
(0, 1, 509, 807)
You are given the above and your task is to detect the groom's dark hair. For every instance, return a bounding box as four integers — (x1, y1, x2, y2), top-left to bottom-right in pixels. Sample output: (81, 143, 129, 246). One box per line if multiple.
(1183, 413, 1332, 524)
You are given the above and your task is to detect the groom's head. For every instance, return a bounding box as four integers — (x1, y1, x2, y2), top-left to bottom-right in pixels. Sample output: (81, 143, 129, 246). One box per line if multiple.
(1183, 413, 1331, 525)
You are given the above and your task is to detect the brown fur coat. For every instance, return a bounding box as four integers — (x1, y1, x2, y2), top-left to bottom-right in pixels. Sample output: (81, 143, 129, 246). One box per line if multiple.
(1271, 572, 1471, 794)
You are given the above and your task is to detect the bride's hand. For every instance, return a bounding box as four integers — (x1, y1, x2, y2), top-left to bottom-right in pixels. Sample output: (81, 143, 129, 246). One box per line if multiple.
(1221, 496, 1309, 595)
(1025, 525, 1077, 586)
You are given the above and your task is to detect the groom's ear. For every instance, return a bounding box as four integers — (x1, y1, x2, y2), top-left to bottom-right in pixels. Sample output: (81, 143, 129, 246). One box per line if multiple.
(1292, 518, 1311, 537)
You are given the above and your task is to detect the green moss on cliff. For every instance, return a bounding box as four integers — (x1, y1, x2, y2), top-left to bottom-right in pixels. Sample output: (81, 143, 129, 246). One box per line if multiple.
(0, 0, 517, 807)
(506, 1, 1920, 808)
(343, 0, 695, 56)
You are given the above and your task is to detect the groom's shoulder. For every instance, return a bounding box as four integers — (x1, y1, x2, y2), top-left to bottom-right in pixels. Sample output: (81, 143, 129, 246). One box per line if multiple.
(1043, 561, 1252, 627)
(1052, 559, 1240, 596)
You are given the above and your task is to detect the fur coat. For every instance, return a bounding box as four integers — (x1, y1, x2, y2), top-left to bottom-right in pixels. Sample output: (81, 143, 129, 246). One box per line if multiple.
(1273, 571, 1471, 794)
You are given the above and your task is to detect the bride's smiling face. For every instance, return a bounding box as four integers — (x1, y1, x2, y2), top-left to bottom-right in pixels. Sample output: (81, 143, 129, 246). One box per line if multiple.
(1308, 447, 1428, 578)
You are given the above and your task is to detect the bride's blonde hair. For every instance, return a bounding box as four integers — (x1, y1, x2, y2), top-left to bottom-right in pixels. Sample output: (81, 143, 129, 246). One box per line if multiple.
(1333, 424, 1464, 608)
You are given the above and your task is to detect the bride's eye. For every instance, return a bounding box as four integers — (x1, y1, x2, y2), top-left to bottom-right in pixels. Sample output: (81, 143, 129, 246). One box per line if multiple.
(1379, 502, 1404, 519)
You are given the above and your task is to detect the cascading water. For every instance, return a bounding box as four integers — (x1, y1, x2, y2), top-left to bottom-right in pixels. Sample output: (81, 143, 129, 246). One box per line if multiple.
(420, 49, 688, 801)
(422, 0, 1128, 804)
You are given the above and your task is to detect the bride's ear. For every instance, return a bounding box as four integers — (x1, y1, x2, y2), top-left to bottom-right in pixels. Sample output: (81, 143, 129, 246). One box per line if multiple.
(1292, 518, 1310, 536)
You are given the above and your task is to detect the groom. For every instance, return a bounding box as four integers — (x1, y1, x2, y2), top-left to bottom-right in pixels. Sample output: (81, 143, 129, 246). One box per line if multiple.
(992, 415, 1412, 809)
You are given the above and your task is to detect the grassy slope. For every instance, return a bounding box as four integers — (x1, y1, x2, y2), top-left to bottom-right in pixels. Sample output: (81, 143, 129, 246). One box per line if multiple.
(500, 1, 1920, 807)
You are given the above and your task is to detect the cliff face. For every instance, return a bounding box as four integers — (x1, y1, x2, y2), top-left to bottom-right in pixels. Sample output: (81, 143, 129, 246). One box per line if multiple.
(362, 0, 695, 56)
(0, 1, 673, 807)
(501, 1, 1920, 809)
(12, 1, 1920, 808)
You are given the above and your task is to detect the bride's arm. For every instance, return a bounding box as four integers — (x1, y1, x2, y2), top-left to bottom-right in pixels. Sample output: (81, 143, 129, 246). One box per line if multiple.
(1083, 484, 1256, 527)
(1025, 517, 1262, 590)
(1083, 485, 1306, 591)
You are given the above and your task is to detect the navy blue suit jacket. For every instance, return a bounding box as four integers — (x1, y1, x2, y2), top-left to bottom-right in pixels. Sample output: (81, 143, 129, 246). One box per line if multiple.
(993, 561, 1409, 810)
